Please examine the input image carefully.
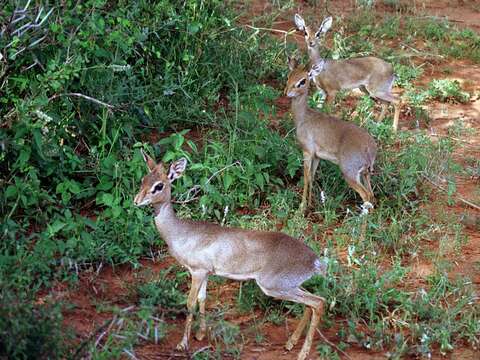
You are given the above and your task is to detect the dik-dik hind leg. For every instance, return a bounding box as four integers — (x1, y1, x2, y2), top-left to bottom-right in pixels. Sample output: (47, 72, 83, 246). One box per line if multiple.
(392, 100, 401, 132)
(361, 171, 375, 204)
(280, 289, 324, 360)
(343, 171, 371, 205)
(286, 307, 311, 351)
(177, 271, 208, 351)
(371, 90, 400, 131)
(259, 285, 324, 360)
(378, 103, 388, 122)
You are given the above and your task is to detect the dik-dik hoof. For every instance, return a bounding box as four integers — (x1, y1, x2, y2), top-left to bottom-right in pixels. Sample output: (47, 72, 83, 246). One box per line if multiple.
(195, 329, 206, 341)
(297, 349, 309, 360)
(285, 339, 295, 351)
(176, 339, 188, 352)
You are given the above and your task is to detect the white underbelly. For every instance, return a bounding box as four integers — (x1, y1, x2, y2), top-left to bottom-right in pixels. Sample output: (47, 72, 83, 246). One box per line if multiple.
(214, 271, 256, 281)
(316, 150, 338, 164)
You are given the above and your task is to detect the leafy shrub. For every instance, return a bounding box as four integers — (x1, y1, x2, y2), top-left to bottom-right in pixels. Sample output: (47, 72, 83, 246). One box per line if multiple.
(427, 79, 470, 103)
(137, 268, 187, 314)
(0, 0, 283, 287)
(0, 287, 68, 359)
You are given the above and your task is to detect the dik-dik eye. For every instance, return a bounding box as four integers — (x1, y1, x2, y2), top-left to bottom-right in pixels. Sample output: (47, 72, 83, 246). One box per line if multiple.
(151, 182, 164, 194)
(297, 78, 306, 87)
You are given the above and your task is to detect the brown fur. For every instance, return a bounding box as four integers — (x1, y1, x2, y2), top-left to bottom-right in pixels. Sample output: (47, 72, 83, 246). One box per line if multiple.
(295, 14, 401, 131)
(134, 153, 326, 360)
(285, 61, 377, 210)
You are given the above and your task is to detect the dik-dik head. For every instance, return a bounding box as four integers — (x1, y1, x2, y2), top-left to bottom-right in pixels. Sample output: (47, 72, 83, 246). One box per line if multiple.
(133, 150, 187, 207)
(294, 14, 332, 52)
(284, 57, 315, 98)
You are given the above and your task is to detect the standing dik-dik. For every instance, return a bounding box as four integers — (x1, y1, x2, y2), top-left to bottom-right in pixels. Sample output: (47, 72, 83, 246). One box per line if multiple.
(134, 151, 327, 360)
(294, 14, 401, 132)
(285, 58, 377, 211)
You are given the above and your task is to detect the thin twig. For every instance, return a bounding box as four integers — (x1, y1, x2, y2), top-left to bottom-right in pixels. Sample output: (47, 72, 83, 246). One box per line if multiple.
(400, 43, 445, 59)
(421, 174, 480, 211)
(244, 24, 294, 35)
(191, 345, 212, 357)
(71, 316, 117, 359)
(94, 315, 117, 348)
(316, 328, 353, 360)
(48, 92, 115, 109)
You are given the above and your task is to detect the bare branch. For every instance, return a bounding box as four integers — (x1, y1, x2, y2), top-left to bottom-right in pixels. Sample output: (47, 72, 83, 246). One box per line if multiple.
(422, 174, 480, 211)
(48, 92, 115, 110)
(316, 329, 353, 360)
(244, 24, 295, 35)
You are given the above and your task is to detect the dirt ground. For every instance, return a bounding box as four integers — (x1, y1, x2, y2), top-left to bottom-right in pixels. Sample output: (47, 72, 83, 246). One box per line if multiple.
(52, 1, 480, 359)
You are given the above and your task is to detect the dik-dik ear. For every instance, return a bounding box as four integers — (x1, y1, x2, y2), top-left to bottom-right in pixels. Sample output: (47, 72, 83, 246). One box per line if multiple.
(141, 149, 156, 171)
(315, 16, 333, 38)
(294, 14, 306, 32)
(168, 158, 187, 182)
(287, 56, 298, 71)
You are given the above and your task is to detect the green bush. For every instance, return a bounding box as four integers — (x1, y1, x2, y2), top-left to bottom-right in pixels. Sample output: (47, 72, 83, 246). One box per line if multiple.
(0, 287, 68, 359)
(0, 0, 284, 287)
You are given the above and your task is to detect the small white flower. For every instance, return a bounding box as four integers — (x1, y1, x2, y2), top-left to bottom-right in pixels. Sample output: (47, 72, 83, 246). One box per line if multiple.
(320, 190, 326, 204)
(110, 64, 131, 72)
(360, 201, 374, 216)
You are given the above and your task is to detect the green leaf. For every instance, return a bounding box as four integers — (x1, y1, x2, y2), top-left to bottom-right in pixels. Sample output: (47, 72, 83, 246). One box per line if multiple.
(255, 172, 265, 191)
(48, 219, 66, 235)
(173, 134, 185, 150)
(187, 22, 202, 34)
(69, 180, 81, 194)
(32, 129, 46, 160)
(4, 185, 17, 199)
(101, 193, 114, 207)
(223, 173, 233, 190)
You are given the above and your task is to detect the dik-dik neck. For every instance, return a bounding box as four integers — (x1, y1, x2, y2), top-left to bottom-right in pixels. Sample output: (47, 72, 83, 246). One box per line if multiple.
(291, 92, 309, 125)
(308, 45, 322, 65)
(153, 202, 182, 246)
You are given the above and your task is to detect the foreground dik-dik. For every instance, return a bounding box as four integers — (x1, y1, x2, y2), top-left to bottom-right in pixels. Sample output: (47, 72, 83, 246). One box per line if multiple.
(285, 58, 377, 210)
(294, 14, 401, 131)
(134, 151, 327, 360)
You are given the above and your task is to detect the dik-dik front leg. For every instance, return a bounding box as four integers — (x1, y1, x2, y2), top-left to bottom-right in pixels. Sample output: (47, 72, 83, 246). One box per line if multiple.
(177, 271, 208, 351)
(309, 158, 320, 207)
(301, 152, 313, 212)
(195, 278, 208, 341)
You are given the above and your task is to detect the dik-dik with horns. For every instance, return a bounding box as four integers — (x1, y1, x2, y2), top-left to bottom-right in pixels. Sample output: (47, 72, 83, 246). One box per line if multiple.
(134, 151, 327, 360)
(285, 58, 377, 211)
(294, 14, 401, 131)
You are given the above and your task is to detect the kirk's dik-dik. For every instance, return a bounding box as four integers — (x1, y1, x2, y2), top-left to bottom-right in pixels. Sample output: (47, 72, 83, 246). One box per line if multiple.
(285, 58, 377, 211)
(294, 14, 401, 132)
(134, 151, 327, 360)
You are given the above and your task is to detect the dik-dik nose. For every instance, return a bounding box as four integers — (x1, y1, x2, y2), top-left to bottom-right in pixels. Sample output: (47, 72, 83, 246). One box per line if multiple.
(133, 193, 142, 206)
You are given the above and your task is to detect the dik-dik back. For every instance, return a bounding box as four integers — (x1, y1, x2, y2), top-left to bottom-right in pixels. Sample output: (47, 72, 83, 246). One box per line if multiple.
(313, 56, 395, 97)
